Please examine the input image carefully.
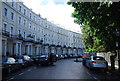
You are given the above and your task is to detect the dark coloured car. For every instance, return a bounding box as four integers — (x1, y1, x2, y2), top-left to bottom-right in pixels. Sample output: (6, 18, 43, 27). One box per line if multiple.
(82, 56, 90, 65)
(22, 55, 33, 67)
(15, 58, 25, 68)
(1, 57, 20, 75)
(36, 55, 50, 66)
(31, 56, 38, 64)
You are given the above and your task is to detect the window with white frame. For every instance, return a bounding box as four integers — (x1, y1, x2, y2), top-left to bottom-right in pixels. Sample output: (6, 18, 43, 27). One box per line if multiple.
(30, 13, 31, 19)
(34, 16, 36, 21)
(38, 27, 40, 32)
(19, 5, 22, 12)
(24, 32, 26, 38)
(24, 9, 26, 15)
(4, 8, 7, 16)
(12, 0, 14, 7)
(34, 35, 36, 41)
(29, 23, 31, 28)
(23, 19, 26, 26)
(11, 12, 14, 20)
(3, 23, 7, 31)
(42, 29, 43, 33)
(18, 17, 21, 24)
(18, 30, 21, 34)
(10, 27, 13, 35)
(38, 19, 40, 23)
(33, 25, 35, 30)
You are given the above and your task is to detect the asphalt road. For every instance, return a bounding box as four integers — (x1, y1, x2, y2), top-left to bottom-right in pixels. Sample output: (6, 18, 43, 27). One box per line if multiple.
(2, 58, 120, 81)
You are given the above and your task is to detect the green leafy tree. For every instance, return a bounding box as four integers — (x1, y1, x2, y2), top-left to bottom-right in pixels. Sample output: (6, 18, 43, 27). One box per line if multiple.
(67, 1, 120, 52)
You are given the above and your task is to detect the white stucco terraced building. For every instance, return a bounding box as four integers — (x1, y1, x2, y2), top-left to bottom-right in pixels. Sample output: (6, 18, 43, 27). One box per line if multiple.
(1, 1, 84, 57)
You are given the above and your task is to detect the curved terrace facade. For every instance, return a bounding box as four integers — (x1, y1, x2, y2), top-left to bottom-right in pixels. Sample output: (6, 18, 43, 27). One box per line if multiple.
(2, 1, 84, 57)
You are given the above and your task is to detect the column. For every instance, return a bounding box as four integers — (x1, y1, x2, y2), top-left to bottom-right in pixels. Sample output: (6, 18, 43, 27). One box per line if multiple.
(10, 43, 13, 56)
(39, 47, 40, 55)
(36, 46, 39, 55)
(15, 43, 18, 56)
(4, 40, 7, 56)
(45, 46, 49, 55)
(19, 43, 22, 56)
(30, 45, 32, 55)
(51, 47, 54, 53)
(40, 45, 42, 55)
(27, 45, 30, 55)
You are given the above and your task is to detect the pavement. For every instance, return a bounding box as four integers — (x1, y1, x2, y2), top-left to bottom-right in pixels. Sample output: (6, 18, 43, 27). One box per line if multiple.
(107, 63, 120, 76)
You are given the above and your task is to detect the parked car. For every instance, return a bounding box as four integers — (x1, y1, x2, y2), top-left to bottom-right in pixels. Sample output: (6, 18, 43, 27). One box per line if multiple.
(31, 56, 38, 64)
(85, 56, 108, 70)
(60, 55, 64, 59)
(63, 54, 68, 59)
(36, 55, 50, 66)
(15, 58, 25, 68)
(82, 56, 90, 65)
(56, 54, 61, 60)
(55, 54, 59, 60)
(22, 55, 33, 67)
(36, 54, 57, 66)
(69, 54, 73, 58)
(1, 57, 20, 75)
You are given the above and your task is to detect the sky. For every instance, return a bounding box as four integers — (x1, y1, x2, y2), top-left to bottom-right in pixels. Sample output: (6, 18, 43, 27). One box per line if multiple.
(22, 0, 82, 33)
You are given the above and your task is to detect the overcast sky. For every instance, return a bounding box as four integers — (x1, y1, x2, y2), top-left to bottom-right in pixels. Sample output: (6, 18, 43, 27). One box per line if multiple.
(22, 0, 82, 33)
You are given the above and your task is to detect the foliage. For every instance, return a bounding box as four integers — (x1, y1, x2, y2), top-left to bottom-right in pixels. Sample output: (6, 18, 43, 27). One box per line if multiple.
(67, 1, 120, 52)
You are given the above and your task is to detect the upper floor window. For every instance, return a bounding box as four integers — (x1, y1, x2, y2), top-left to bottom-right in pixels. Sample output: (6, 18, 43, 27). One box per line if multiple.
(24, 9, 26, 15)
(12, 1, 14, 7)
(34, 16, 35, 21)
(18, 17, 21, 24)
(23, 19, 26, 26)
(3, 23, 7, 31)
(38, 28, 40, 32)
(18, 30, 21, 34)
(29, 23, 31, 28)
(38, 19, 40, 23)
(24, 32, 26, 38)
(33, 25, 35, 30)
(42, 29, 43, 33)
(19, 6, 21, 12)
(4, 8, 7, 16)
(30, 13, 31, 19)
(11, 12, 14, 20)
(10, 27, 13, 35)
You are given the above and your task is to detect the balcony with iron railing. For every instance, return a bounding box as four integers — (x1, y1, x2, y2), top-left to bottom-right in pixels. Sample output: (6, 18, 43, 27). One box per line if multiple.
(50, 44, 56, 47)
(2, 30, 10, 37)
(56, 45, 61, 47)
(15, 34, 24, 40)
(23, 34, 34, 43)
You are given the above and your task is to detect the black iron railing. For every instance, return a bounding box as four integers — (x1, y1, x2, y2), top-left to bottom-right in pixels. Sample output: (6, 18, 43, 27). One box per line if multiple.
(2, 30, 10, 37)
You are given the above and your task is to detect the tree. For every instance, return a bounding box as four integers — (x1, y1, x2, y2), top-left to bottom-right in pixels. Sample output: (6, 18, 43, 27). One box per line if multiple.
(67, 1, 120, 52)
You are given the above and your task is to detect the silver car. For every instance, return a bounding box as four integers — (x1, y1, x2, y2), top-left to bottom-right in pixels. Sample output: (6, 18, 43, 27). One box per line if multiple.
(85, 56, 108, 70)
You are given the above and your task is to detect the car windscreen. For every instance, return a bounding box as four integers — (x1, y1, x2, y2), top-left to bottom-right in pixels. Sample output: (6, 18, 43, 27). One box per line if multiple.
(39, 56, 47, 59)
(93, 57, 105, 60)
